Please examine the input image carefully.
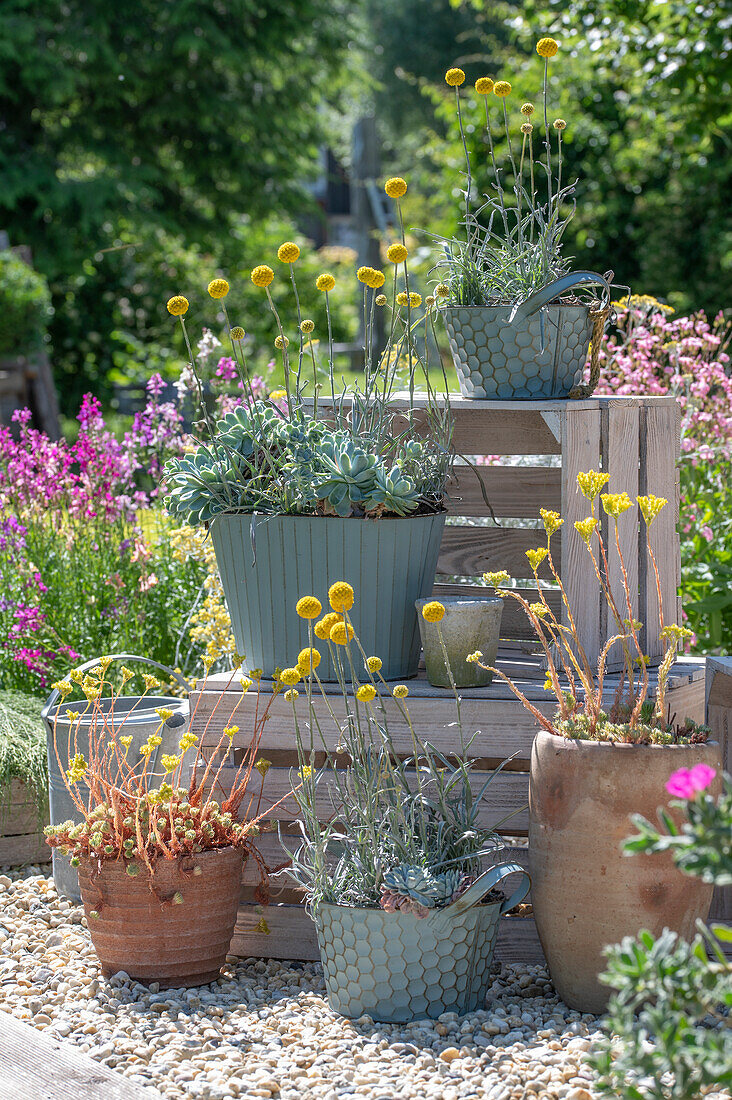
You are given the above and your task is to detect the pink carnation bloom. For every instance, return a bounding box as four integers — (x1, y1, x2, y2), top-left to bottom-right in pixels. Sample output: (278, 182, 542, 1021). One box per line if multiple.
(666, 763, 717, 799)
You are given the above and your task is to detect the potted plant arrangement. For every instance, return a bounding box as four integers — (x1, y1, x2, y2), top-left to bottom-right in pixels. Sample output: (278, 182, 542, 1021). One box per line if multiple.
(43, 658, 283, 987)
(473, 474, 722, 1011)
(279, 582, 530, 1022)
(163, 243, 453, 682)
(433, 39, 615, 399)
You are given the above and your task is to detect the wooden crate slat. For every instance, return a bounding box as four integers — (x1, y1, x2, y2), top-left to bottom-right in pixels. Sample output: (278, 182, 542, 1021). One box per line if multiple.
(437, 526, 560, 579)
(446, 465, 561, 518)
(560, 406, 602, 662)
(0, 833, 49, 866)
(0, 780, 45, 837)
(640, 402, 681, 659)
(603, 403, 640, 658)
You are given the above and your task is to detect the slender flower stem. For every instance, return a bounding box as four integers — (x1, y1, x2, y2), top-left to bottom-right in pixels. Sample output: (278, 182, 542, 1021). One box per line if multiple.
(543, 58, 553, 215)
(483, 99, 510, 239)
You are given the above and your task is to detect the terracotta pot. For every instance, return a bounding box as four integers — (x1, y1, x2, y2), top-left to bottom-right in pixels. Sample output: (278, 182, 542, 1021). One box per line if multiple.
(528, 732, 722, 1013)
(77, 846, 243, 988)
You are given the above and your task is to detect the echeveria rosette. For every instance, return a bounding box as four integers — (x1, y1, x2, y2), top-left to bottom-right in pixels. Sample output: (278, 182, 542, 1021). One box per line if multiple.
(362, 467, 420, 517)
(381, 864, 465, 909)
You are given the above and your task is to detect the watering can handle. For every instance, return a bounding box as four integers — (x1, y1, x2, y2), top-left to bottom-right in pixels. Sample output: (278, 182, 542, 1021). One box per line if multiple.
(510, 270, 612, 325)
(41, 654, 191, 721)
(432, 861, 530, 923)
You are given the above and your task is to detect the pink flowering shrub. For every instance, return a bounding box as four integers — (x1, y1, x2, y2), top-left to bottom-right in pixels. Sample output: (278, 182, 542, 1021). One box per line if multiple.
(666, 764, 718, 800)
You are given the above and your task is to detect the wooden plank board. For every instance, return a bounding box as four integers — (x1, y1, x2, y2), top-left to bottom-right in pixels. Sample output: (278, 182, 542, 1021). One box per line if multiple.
(603, 402, 639, 659)
(0, 780, 46, 837)
(437, 526, 560, 579)
(641, 402, 680, 659)
(560, 405, 602, 662)
(445, 465, 561, 518)
(0, 1009, 161, 1100)
(0, 833, 49, 866)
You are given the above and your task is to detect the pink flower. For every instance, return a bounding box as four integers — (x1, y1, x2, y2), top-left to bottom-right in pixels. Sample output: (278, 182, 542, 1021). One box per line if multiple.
(701, 525, 713, 543)
(666, 763, 717, 799)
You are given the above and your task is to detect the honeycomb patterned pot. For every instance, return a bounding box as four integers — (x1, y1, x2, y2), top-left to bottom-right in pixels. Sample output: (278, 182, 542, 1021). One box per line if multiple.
(441, 303, 594, 399)
(313, 862, 530, 1022)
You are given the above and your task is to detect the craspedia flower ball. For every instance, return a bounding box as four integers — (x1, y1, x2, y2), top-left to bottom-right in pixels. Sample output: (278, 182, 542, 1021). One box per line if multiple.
(445, 67, 465, 87)
(421, 600, 445, 623)
(553, 118, 567, 131)
(277, 242, 300, 263)
(521, 102, 535, 116)
(296, 595, 322, 620)
(397, 291, 422, 308)
(297, 647, 321, 673)
(274, 335, 289, 350)
(521, 122, 534, 135)
(375, 294, 387, 306)
(494, 81, 512, 97)
(475, 77, 494, 95)
(284, 689, 299, 702)
(230, 326, 245, 340)
(356, 684, 377, 703)
(386, 243, 408, 264)
(251, 265, 274, 288)
(316, 273, 336, 292)
(314, 612, 342, 640)
(392, 684, 409, 699)
(329, 580, 354, 612)
(435, 283, 450, 298)
(384, 177, 408, 199)
(425, 295, 435, 307)
(537, 37, 559, 58)
(300, 319, 315, 334)
(330, 621, 355, 646)
(366, 656, 382, 673)
(357, 266, 385, 289)
(279, 667, 301, 687)
(207, 278, 229, 299)
(167, 295, 189, 316)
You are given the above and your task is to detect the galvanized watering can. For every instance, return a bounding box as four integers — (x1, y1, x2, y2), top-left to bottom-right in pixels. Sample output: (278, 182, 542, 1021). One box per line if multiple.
(42, 654, 190, 901)
(314, 861, 530, 1022)
(441, 271, 613, 400)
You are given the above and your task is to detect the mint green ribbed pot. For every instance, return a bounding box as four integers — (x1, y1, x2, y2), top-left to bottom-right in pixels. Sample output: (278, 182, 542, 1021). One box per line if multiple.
(210, 513, 447, 681)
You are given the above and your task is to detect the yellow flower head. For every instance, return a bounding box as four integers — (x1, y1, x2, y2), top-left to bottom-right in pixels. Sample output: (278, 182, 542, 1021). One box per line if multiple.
(601, 492, 634, 519)
(316, 273, 336, 292)
(637, 494, 668, 526)
(315, 612, 342, 640)
(207, 278, 229, 299)
(366, 656, 382, 673)
(529, 602, 550, 618)
(300, 765, 313, 781)
(240, 677, 253, 692)
(553, 118, 567, 131)
(537, 37, 559, 59)
(396, 291, 422, 307)
(142, 673, 161, 691)
(230, 326, 246, 341)
(167, 295, 189, 316)
(269, 389, 287, 401)
(69, 668, 84, 684)
(357, 266, 386, 289)
(179, 732, 198, 753)
(356, 683, 377, 703)
(330, 621, 355, 646)
(120, 666, 134, 684)
(483, 570, 511, 587)
(466, 650, 483, 663)
(274, 335, 289, 350)
(297, 647, 321, 674)
(392, 684, 409, 699)
(386, 243, 408, 264)
(65, 710, 81, 723)
(296, 595, 322, 620)
(329, 580, 355, 613)
(577, 470, 610, 501)
(521, 102, 535, 116)
(375, 294, 387, 306)
(279, 667, 301, 687)
(251, 265, 274, 288)
(155, 707, 174, 721)
(494, 81, 512, 97)
(284, 688, 299, 702)
(540, 508, 564, 538)
(277, 242, 300, 263)
(300, 319, 315, 334)
(475, 77, 494, 95)
(120, 735, 133, 750)
(435, 283, 450, 298)
(521, 122, 534, 135)
(425, 295, 436, 307)
(445, 67, 466, 87)
(384, 177, 408, 199)
(525, 547, 549, 572)
(421, 601, 445, 623)
(574, 517, 598, 545)
(254, 758, 272, 778)
(161, 754, 180, 773)
(53, 679, 73, 699)
(223, 725, 239, 740)
(660, 623, 693, 643)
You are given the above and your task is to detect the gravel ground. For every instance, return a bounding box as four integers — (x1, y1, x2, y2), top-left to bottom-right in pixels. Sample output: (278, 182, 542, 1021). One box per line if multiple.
(0, 868, 728, 1100)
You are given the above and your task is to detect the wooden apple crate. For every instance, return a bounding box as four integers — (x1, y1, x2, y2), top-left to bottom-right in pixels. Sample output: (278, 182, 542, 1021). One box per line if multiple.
(0, 780, 48, 866)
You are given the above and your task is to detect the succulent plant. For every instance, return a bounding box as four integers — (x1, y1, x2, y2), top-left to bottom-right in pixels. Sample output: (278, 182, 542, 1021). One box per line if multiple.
(363, 467, 419, 517)
(315, 440, 383, 517)
(382, 863, 464, 909)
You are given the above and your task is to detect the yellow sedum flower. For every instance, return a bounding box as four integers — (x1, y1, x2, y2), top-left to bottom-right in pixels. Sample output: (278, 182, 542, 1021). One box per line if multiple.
(384, 177, 407, 199)
(366, 656, 382, 673)
(445, 67, 466, 87)
(280, 667, 301, 687)
(161, 754, 180, 774)
(356, 684, 377, 703)
(537, 37, 559, 58)
(179, 732, 198, 753)
(421, 601, 445, 623)
(254, 758, 272, 778)
(251, 265, 274, 288)
(167, 296, 189, 316)
(230, 326, 245, 341)
(223, 726, 239, 740)
(297, 647, 321, 673)
(316, 273, 336, 292)
(494, 81, 512, 97)
(53, 679, 72, 699)
(207, 278, 229, 299)
(329, 581, 354, 612)
(330, 621, 355, 646)
(67, 753, 88, 784)
(525, 547, 549, 571)
(577, 470, 610, 500)
(65, 710, 81, 723)
(143, 673, 161, 691)
(392, 685, 409, 699)
(155, 707, 174, 721)
(396, 291, 422, 307)
(296, 595, 322, 619)
(637, 494, 668, 526)
(660, 623, 693, 643)
(529, 602, 550, 618)
(119, 735, 133, 750)
(601, 492, 634, 518)
(300, 319, 315, 334)
(540, 508, 563, 537)
(277, 242, 300, 263)
(475, 77, 494, 95)
(466, 650, 483, 663)
(574, 517, 598, 545)
(483, 570, 511, 587)
(386, 243, 408, 264)
(315, 612, 342, 640)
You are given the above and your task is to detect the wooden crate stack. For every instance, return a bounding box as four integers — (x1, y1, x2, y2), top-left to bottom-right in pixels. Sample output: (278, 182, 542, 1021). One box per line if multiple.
(189, 394, 722, 964)
(0, 781, 48, 866)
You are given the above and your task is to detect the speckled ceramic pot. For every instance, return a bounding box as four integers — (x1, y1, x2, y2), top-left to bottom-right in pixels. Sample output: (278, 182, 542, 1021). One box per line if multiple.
(529, 733, 723, 1012)
(415, 596, 503, 688)
(314, 862, 530, 1022)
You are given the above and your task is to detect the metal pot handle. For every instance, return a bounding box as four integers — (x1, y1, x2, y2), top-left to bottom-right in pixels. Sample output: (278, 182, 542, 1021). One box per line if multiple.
(41, 654, 191, 721)
(510, 270, 612, 325)
(430, 861, 530, 923)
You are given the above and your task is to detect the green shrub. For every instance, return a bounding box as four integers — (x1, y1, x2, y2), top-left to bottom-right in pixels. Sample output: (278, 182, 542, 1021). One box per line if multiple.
(0, 251, 53, 358)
